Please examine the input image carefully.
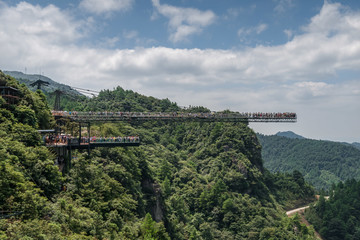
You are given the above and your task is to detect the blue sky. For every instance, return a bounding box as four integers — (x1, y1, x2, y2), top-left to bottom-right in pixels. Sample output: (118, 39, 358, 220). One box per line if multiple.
(0, 0, 359, 142)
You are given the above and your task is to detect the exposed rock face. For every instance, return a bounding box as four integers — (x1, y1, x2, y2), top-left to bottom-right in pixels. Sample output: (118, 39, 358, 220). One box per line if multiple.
(141, 179, 164, 222)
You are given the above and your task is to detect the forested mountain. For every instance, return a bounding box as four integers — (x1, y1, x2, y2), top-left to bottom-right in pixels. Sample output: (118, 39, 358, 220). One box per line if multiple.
(1, 71, 317, 239)
(4, 71, 81, 96)
(258, 134, 360, 190)
(305, 179, 360, 239)
(275, 131, 305, 139)
(349, 142, 360, 151)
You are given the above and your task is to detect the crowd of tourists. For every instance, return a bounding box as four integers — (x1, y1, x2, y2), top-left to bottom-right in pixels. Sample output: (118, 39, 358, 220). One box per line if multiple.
(45, 135, 140, 146)
(51, 111, 297, 119)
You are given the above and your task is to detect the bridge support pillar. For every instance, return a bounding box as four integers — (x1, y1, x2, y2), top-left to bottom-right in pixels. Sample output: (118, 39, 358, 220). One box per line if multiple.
(51, 146, 72, 174)
(87, 122, 90, 155)
(78, 122, 91, 155)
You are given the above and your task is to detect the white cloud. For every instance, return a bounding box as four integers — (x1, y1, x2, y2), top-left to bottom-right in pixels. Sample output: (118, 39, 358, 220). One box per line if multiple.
(284, 29, 293, 39)
(124, 30, 138, 39)
(224, 5, 256, 20)
(79, 0, 134, 15)
(225, 8, 239, 20)
(151, 0, 216, 43)
(99, 37, 120, 48)
(0, 1, 360, 141)
(256, 23, 267, 34)
(274, 0, 295, 13)
(238, 23, 268, 40)
(294, 82, 331, 96)
(0, 2, 83, 44)
(1, 2, 359, 88)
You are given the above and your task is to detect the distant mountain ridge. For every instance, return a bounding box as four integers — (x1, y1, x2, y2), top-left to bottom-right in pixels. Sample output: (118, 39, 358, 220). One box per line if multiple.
(275, 131, 359, 149)
(275, 131, 305, 139)
(338, 141, 360, 151)
(258, 133, 360, 189)
(4, 71, 81, 96)
(350, 142, 360, 150)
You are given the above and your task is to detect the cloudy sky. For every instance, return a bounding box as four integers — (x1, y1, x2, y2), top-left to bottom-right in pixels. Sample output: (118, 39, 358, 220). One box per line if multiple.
(0, 0, 359, 143)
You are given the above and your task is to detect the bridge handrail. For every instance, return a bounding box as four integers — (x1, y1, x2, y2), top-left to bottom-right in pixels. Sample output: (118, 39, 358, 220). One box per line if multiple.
(45, 135, 140, 146)
(52, 111, 297, 121)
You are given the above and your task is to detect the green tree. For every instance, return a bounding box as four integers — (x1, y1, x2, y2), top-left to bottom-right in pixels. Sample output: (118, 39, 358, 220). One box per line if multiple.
(325, 218, 346, 240)
(14, 105, 37, 127)
(141, 213, 169, 240)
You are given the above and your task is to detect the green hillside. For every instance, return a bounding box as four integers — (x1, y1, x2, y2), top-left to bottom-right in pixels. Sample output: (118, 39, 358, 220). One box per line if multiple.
(4, 71, 81, 96)
(305, 179, 360, 239)
(3, 71, 87, 112)
(258, 134, 360, 190)
(0, 71, 317, 239)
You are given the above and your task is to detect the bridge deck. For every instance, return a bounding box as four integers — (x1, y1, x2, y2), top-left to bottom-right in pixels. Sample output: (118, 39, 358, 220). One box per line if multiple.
(45, 136, 140, 149)
(47, 142, 140, 149)
(52, 111, 297, 123)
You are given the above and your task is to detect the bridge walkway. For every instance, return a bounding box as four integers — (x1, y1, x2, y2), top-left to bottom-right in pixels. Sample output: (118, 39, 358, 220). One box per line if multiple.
(52, 111, 297, 123)
(45, 136, 140, 149)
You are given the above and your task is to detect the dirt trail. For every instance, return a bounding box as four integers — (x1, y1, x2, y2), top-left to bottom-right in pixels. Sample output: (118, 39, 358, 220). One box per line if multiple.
(286, 206, 309, 216)
(286, 205, 323, 240)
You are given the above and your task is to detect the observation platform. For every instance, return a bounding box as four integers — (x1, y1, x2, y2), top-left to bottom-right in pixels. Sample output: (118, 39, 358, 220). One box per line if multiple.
(52, 111, 297, 123)
(0, 86, 20, 104)
(45, 136, 140, 149)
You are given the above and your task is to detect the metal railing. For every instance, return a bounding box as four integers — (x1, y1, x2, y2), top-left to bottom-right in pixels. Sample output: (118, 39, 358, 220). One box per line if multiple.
(52, 111, 297, 123)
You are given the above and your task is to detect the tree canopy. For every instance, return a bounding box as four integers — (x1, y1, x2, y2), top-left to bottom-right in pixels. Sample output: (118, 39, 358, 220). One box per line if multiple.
(305, 179, 360, 240)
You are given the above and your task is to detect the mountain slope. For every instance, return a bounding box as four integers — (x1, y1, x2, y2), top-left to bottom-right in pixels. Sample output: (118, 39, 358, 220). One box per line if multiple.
(4, 71, 81, 96)
(1, 70, 317, 239)
(258, 134, 360, 190)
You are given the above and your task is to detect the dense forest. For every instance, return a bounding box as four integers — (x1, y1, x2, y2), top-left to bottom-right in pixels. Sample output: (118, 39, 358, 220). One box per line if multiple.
(352, 142, 360, 150)
(1, 70, 317, 239)
(258, 134, 360, 190)
(305, 179, 360, 240)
